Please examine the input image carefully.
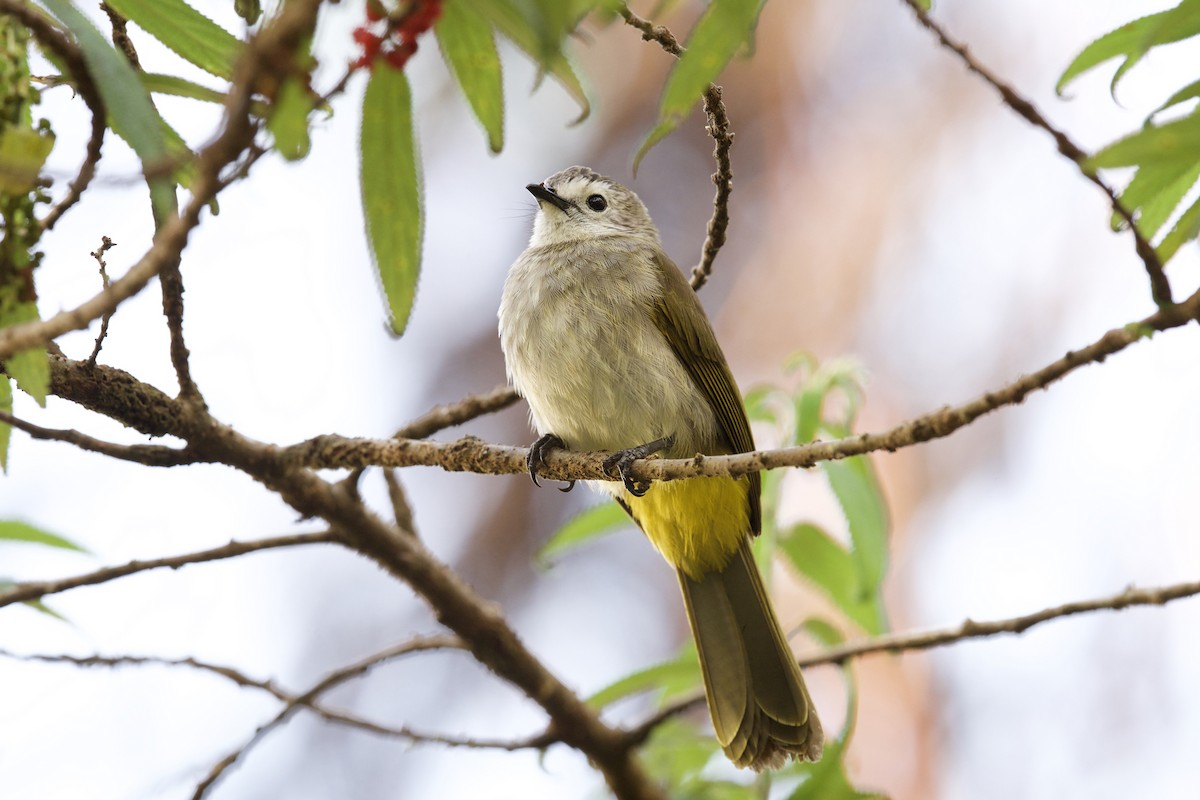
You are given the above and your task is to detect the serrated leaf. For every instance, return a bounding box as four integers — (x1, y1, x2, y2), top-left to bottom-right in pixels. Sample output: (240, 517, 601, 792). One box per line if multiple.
(587, 646, 700, 709)
(0, 302, 48, 406)
(823, 456, 888, 608)
(1152, 76, 1200, 119)
(641, 717, 721, 788)
(1088, 110, 1200, 170)
(103, 0, 241, 80)
(1156, 192, 1200, 263)
(634, 0, 767, 170)
(536, 501, 629, 566)
(0, 128, 54, 194)
(1057, 1, 1200, 97)
(436, 0, 505, 152)
(477, 0, 590, 123)
(787, 739, 882, 800)
(0, 521, 89, 553)
(267, 75, 312, 161)
(0, 377, 11, 472)
(360, 67, 423, 335)
(42, 0, 174, 223)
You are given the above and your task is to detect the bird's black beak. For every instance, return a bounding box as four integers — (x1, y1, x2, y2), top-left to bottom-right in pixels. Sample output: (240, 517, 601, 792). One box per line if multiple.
(527, 182, 574, 213)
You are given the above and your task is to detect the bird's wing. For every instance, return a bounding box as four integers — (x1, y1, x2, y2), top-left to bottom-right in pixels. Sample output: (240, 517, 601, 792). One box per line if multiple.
(649, 248, 762, 534)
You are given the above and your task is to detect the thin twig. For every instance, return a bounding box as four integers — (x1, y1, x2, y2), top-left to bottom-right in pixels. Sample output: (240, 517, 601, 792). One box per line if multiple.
(396, 384, 520, 440)
(192, 635, 462, 799)
(86, 236, 115, 366)
(0, 409, 200, 467)
(620, 5, 734, 290)
(99, 2, 140, 68)
(623, 575, 1200, 746)
(0, 639, 556, 751)
(900, 0, 1172, 307)
(0, 531, 336, 608)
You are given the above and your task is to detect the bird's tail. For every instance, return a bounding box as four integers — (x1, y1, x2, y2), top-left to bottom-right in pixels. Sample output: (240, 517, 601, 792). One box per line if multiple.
(678, 537, 823, 771)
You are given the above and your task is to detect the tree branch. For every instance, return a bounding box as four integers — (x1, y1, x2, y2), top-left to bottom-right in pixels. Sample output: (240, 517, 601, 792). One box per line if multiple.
(191, 635, 464, 799)
(278, 285, 1200, 482)
(0, 408, 201, 466)
(620, 5, 734, 291)
(900, 0, 1172, 307)
(623, 575, 1200, 747)
(0, 531, 336, 609)
(0, 640, 561, 753)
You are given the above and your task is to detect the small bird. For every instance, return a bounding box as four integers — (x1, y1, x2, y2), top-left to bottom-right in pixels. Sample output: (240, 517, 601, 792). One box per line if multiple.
(498, 166, 823, 770)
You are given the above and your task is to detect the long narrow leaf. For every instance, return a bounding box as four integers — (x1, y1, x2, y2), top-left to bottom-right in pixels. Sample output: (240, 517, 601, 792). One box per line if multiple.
(634, 0, 766, 169)
(436, 0, 505, 152)
(536, 501, 629, 566)
(0, 521, 89, 552)
(360, 67, 423, 335)
(0, 378, 11, 472)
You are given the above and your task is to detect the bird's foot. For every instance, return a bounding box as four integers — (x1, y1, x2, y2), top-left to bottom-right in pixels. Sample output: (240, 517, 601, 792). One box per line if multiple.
(602, 434, 675, 498)
(527, 433, 575, 492)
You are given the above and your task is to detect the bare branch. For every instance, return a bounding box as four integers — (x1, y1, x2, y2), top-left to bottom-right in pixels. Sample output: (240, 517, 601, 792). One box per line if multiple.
(0, 409, 200, 467)
(620, 5, 734, 290)
(0, 640, 560, 752)
(624, 576, 1200, 746)
(800, 578, 1200, 666)
(900, 0, 1172, 307)
(86, 236, 116, 366)
(396, 384, 519, 440)
(0, 531, 335, 609)
(279, 285, 1200, 482)
(192, 635, 462, 799)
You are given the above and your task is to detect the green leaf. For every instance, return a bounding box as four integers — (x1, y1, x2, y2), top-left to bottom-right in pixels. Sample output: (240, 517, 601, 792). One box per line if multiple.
(140, 72, 228, 105)
(1087, 110, 1200, 170)
(0, 521, 89, 553)
(0, 301, 48, 406)
(477, 0, 591, 123)
(587, 646, 700, 709)
(0, 377, 11, 472)
(536, 500, 629, 566)
(1156, 192, 1200, 263)
(1116, 158, 1200, 241)
(641, 717, 723, 790)
(360, 67, 423, 335)
(436, 0, 505, 152)
(0, 127, 54, 194)
(800, 617, 845, 647)
(634, 0, 767, 170)
(823, 457, 889, 619)
(103, 0, 242, 80)
(787, 738, 882, 800)
(779, 523, 882, 634)
(1152, 76, 1200, 119)
(267, 75, 312, 161)
(1057, 1, 1200, 97)
(42, 0, 174, 223)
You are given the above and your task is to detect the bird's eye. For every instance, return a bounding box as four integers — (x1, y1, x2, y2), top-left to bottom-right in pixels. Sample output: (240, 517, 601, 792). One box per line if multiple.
(586, 194, 607, 212)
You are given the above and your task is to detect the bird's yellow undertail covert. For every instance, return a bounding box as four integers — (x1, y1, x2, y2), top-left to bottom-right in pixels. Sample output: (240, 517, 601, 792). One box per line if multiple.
(499, 166, 823, 770)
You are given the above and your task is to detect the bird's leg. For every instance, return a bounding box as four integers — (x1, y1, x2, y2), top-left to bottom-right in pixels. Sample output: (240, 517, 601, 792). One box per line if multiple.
(527, 433, 576, 492)
(602, 434, 675, 498)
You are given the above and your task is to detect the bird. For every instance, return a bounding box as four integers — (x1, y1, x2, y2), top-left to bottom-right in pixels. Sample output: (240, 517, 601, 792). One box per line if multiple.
(498, 166, 823, 770)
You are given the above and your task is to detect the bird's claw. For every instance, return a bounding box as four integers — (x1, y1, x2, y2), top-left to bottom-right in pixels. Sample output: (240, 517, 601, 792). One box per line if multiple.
(602, 435, 675, 498)
(528, 433, 567, 490)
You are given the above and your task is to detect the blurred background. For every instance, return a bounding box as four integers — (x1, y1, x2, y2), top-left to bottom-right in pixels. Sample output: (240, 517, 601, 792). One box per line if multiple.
(2, 0, 1199, 797)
